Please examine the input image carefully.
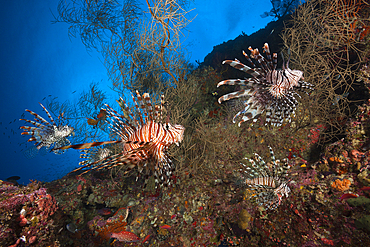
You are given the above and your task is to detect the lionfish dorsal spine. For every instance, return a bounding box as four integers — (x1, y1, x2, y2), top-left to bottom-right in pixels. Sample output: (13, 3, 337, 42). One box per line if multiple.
(117, 96, 139, 127)
(160, 95, 165, 122)
(132, 91, 145, 126)
(143, 93, 154, 122)
(252, 49, 269, 73)
(262, 43, 273, 69)
(242, 50, 256, 68)
(104, 104, 135, 140)
(136, 91, 150, 123)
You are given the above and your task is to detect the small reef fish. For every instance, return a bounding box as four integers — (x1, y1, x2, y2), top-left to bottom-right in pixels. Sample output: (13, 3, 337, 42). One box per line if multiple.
(97, 208, 113, 216)
(110, 231, 140, 242)
(339, 193, 358, 200)
(159, 225, 171, 229)
(66, 223, 78, 233)
(142, 234, 151, 243)
(332, 92, 349, 105)
(96, 109, 107, 119)
(86, 109, 107, 126)
(6, 176, 20, 181)
(86, 118, 99, 126)
(5, 176, 20, 186)
(359, 186, 370, 191)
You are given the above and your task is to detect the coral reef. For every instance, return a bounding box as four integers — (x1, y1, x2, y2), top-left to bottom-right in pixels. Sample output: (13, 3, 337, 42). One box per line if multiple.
(9, 0, 370, 246)
(331, 178, 351, 191)
(0, 180, 59, 246)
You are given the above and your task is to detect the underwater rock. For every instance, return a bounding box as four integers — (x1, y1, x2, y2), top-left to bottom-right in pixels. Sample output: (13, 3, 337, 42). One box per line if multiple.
(346, 196, 370, 211)
(237, 209, 252, 230)
(315, 191, 328, 205)
(66, 223, 78, 233)
(350, 149, 365, 162)
(358, 170, 370, 185)
(127, 199, 137, 207)
(156, 227, 170, 241)
(183, 212, 193, 224)
(72, 210, 84, 226)
(355, 215, 370, 231)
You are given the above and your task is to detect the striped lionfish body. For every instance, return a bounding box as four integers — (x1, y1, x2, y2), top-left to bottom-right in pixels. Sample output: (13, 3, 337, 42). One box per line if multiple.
(56, 91, 185, 187)
(239, 147, 291, 210)
(20, 103, 74, 154)
(218, 43, 313, 126)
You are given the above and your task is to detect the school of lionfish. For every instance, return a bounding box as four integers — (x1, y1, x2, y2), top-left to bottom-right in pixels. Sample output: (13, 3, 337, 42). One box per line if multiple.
(20, 43, 313, 209)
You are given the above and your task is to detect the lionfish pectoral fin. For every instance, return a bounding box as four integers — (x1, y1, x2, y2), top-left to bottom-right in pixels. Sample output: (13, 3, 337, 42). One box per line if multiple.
(153, 156, 175, 188)
(68, 143, 151, 176)
(53, 140, 124, 151)
(218, 89, 253, 104)
(238, 107, 264, 127)
(217, 79, 248, 87)
(233, 99, 263, 126)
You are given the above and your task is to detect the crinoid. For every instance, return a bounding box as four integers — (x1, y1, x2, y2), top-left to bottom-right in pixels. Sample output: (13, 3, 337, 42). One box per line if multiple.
(217, 43, 313, 126)
(55, 91, 185, 187)
(20, 103, 74, 154)
(239, 147, 292, 210)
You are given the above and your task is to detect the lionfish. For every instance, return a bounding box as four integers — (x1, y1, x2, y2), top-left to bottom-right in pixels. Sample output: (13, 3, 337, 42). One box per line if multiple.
(239, 147, 291, 210)
(217, 43, 313, 126)
(78, 147, 111, 167)
(54, 91, 185, 187)
(20, 103, 74, 154)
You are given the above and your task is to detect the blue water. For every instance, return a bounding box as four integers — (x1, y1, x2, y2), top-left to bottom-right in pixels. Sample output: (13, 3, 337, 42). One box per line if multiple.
(0, 0, 301, 185)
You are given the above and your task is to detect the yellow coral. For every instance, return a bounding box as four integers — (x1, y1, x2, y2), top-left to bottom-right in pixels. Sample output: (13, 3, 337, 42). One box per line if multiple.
(331, 179, 351, 191)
